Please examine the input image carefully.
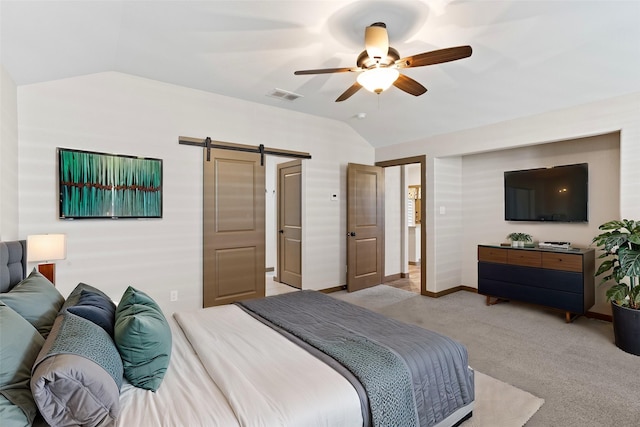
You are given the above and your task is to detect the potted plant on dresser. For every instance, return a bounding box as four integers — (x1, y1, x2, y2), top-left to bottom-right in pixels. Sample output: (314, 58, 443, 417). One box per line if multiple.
(506, 232, 532, 248)
(592, 219, 640, 356)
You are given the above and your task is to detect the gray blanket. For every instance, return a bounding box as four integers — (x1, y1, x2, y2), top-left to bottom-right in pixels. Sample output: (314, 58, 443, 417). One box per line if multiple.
(237, 291, 474, 427)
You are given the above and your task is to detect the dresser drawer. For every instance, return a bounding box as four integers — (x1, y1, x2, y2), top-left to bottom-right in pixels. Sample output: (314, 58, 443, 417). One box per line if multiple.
(507, 249, 541, 268)
(478, 246, 507, 264)
(477, 244, 595, 318)
(542, 252, 583, 272)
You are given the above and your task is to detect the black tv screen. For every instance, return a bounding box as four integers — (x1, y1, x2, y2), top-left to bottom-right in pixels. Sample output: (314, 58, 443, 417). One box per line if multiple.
(504, 163, 588, 222)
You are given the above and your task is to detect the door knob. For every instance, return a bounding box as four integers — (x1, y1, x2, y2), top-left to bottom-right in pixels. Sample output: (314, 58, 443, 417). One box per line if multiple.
(279, 230, 284, 234)
(347, 232, 356, 237)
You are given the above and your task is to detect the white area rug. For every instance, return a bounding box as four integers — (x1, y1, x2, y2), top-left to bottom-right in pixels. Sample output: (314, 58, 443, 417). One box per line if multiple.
(462, 371, 544, 427)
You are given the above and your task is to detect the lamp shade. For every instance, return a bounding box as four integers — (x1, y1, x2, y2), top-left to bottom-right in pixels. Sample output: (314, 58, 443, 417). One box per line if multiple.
(357, 67, 400, 94)
(364, 23, 389, 60)
(27, 234, 66, 262)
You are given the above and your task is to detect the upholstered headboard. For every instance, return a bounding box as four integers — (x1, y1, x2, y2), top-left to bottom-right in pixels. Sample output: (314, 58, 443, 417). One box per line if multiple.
(0, 240, 27, 293)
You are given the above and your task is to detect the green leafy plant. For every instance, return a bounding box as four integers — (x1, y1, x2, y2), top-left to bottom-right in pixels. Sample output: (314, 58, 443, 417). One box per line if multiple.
(506, 232, 532, 242)
(592, 219, 640, 310)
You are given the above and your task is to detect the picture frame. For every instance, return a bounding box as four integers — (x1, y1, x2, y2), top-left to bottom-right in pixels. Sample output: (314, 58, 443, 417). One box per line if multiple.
(58, 147, 163, 219)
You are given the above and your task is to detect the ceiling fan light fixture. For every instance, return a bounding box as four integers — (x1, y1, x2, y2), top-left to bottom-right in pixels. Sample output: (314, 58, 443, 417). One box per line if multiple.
(357, 67, 399, 94)
(364, 22, 389, 61)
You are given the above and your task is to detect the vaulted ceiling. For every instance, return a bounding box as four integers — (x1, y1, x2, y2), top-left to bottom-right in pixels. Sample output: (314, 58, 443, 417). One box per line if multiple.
(2, 0, 639, 148)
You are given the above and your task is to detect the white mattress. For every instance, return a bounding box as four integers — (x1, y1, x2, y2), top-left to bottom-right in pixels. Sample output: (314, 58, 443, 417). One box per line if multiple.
(118, 305, 363, 427)
(174, 305, 363, 427)
(117, 317, 240, 427)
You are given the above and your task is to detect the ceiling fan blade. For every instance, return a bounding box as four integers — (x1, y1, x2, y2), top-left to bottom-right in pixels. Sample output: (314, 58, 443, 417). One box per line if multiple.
(393, 74, 427, 96)
(397, 45, 472, 68)
(294, 67, 356, 75)
(335, 82, 362, 102)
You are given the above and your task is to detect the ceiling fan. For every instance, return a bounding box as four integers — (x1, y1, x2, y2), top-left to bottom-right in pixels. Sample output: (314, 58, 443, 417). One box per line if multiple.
(294, 22, 472, 102)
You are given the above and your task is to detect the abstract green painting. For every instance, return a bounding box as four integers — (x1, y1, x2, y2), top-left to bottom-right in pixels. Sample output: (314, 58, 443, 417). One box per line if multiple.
(58, 148, 162, 219)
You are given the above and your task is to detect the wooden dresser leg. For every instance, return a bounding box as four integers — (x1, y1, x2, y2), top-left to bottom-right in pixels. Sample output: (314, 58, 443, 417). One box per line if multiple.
(565, 312, 580, 323)
(486, 295, 491, 306)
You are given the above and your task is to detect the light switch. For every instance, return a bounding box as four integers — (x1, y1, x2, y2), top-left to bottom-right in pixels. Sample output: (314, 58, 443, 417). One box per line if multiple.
(331, 193, 338, 201)
(439, 206, 446, 215)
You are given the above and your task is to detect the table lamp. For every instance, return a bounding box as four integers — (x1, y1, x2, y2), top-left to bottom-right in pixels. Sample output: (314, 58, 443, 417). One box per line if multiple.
(27, 234, 66, 285)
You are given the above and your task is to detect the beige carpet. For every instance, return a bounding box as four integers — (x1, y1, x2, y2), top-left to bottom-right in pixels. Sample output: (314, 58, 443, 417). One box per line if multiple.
(463, 371, 544, 427)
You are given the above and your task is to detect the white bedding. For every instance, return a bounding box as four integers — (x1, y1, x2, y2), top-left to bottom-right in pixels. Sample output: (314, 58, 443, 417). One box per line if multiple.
(174, 305, 363, 427)
(118, 305, 363, 427)
(117, 317, 240, 427)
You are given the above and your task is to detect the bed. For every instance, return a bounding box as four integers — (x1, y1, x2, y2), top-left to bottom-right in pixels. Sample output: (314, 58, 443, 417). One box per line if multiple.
(0, 239, 474, 427)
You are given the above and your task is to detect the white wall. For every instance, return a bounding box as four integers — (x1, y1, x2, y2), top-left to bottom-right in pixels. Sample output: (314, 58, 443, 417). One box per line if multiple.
(462, 133, 619, 312)
(17, 72, 373, 313)
(377, 92, 639, 310)
(431, 157, 463, 293)
(407, 163, 420, 186)
(384, 166, 402, 277)
(406, 163, 421, 267)
(0, 65, 19, 240)
(265, 156, 278, 272)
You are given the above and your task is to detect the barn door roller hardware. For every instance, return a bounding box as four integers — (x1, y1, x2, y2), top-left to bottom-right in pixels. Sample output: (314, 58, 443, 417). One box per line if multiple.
(179, 136, 311, 165)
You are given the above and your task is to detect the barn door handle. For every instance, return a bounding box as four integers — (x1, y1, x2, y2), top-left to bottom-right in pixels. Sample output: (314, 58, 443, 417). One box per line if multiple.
(347, 232, 356, 237)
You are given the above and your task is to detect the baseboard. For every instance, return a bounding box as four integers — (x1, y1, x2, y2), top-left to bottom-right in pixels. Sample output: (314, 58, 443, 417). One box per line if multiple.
(585, 310, 612, 322)
(422, 286, 478, 298)
(265, 267, 274, 272)
(408, 261, 420, 265)
(383, 273, 402, 282)
(321, 284, 479, 298)
(319, 285, 346, 294)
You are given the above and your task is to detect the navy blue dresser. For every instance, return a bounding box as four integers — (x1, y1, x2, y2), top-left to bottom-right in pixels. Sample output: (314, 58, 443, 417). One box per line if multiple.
(477, 245, 595, 322)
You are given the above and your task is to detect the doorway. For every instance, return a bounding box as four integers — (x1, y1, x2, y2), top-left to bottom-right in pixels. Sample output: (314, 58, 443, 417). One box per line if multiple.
(266, 156, 304, 296)
(376, 156, 426, 295)
(189, 136, 310, 304)
(277, 160, 302, 289)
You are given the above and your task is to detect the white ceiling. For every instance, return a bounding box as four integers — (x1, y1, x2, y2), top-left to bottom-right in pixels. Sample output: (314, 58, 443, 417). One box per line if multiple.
(2, 0, 639, 148)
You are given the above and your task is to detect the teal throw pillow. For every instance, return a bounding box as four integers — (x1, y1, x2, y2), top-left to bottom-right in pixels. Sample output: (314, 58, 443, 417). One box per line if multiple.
(0, 269, 64, 337)
(0, 395, 32, 427)
(0, 302, 45, 425)
(115, 286, 172, 391)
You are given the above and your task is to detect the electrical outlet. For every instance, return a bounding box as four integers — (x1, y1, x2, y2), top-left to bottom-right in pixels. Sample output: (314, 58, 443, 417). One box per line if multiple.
(170, 290, 178, 302)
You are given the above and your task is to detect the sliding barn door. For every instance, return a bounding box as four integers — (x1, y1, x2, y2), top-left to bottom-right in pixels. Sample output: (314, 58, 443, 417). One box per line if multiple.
(203, 148, 265, 307)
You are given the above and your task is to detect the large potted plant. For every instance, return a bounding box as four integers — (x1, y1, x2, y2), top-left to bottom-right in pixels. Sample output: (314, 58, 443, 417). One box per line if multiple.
(592, 219, 640, 356)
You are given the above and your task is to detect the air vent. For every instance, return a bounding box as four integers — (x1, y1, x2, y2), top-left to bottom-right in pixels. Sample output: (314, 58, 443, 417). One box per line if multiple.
(266, 88, 303, 102)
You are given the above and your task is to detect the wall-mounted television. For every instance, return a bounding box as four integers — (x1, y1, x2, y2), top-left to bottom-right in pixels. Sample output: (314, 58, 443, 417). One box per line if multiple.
(504, 163, 588, 222)
(58, 148, 163, 219)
